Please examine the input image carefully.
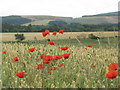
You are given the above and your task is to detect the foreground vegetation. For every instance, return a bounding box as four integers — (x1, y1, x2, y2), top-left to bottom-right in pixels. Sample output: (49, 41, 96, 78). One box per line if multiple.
(2, 32, 119, 88)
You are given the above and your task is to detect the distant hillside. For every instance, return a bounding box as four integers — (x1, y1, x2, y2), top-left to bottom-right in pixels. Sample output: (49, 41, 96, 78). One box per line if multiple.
(2, 11, 118, 25)
(69, 11, 118, 24)
(82, 12, 118, 17)
(21, 15, 72, 25)
(69, 16, 118, 25)
(2, 15, 32, 25)
(22, 15, 72, 21)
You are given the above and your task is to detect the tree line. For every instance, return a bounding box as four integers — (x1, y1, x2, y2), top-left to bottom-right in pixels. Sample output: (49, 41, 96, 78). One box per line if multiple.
(2, 20, 118, 32)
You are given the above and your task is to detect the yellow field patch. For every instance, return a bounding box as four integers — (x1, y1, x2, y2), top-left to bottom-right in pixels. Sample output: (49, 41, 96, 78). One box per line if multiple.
(1, 31, 118, 41)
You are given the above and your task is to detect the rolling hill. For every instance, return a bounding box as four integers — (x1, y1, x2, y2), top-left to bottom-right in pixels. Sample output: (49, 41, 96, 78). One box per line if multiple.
(69, 16, 118, 24)
(82, 11, 118, 17)
(2, 15, 32, 25)
(2, 11, 118, 25)
(21, 15, 72, 25)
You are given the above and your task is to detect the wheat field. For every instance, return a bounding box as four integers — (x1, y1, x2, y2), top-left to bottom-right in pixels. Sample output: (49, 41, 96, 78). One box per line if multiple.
(1, 31, 118, 41)
(1, 31, 119, 88)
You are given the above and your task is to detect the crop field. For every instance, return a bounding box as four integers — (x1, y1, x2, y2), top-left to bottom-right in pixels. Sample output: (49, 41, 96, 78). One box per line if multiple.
(1, 31, 118, 41)
(1, 31, 119, 88)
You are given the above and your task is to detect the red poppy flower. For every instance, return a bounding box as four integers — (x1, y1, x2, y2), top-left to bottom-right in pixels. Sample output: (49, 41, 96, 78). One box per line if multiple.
(48, 41, 56, 45)
(42, 32, 47, 37)
(60, 46, 68, 51)
(50, 67, 57, 71)
(43, 60, 51, 64)
(28, 48, 35, 52)
(36, 64, 45, 70)
(13, 57, 19, 61)
(52, 31, 57, 35)
(40, 54, 45, 59)
(3, 51, 7, 54)
(59, 30, 64, 34)
(91, 65, 96, 67)
(58, 63, 64, 67)
(107, 46, 110, 49)
(53, 55, 62, 60)
(16, 72, 24, 78)
(63, 53, 70, 59)
(106, 71, 118, 79)
(108, 63, 118, 71)
(45, 30, 50, 35)
(88, 45, 92, 47)
(44, 55, 53, 61)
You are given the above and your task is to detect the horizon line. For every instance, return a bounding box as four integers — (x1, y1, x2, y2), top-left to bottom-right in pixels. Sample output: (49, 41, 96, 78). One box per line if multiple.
(1, 11, 118, 18)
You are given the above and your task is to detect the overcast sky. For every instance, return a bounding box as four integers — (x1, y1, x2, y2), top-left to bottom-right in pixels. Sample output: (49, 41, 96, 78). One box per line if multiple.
(0, 0, 119, 18)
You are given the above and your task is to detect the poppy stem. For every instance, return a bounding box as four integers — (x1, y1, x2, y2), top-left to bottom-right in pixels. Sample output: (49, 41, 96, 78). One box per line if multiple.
(97, 38, 101, 48)
(113, 26, 116, 38)
(107, 37, 110, 45)
(75, 37, 83, 46)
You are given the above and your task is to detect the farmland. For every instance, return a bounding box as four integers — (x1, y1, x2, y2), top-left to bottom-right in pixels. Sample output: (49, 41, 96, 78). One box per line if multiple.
(2, 12, 118, 25)
(1, 31, 118, 41)
(2, 31, 119, 88)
